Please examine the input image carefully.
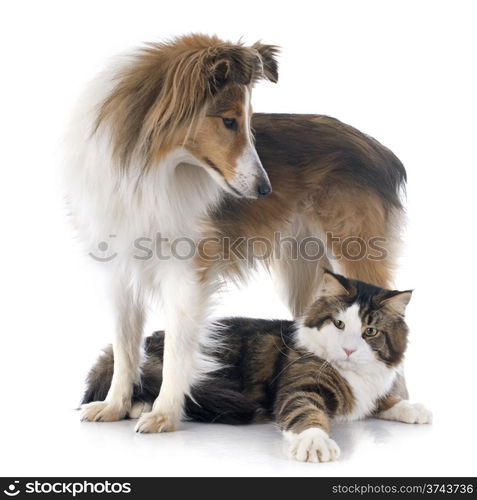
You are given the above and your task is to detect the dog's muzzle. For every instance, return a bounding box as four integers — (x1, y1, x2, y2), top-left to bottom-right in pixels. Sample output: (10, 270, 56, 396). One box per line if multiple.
(256, 179, 272, 198)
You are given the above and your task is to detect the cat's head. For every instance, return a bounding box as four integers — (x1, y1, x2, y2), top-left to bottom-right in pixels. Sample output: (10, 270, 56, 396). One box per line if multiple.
(296, 270, 412, 370)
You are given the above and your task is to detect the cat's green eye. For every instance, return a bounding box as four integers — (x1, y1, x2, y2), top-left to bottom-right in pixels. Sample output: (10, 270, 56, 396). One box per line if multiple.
(364, 327, 380, 337)
(333, 319, 345, 330)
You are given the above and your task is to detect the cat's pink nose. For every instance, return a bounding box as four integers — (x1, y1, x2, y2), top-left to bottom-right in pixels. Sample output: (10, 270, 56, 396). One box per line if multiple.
(343, 348, 356, 358)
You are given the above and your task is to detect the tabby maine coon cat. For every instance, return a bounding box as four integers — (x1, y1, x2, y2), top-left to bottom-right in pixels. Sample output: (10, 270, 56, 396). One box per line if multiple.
(83, 271, 431, 462)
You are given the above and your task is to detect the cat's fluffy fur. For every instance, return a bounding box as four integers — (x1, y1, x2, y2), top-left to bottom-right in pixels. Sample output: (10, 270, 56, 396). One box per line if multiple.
(83, 271, 431, 462)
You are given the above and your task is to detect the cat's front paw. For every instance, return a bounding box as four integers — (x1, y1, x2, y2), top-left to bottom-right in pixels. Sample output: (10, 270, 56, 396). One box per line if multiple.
(285, 428, 340, 463)
(378, 400, 432, 424)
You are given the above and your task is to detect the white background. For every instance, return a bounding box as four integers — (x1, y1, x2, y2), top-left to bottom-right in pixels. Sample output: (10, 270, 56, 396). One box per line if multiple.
(1, 0, 476, 477)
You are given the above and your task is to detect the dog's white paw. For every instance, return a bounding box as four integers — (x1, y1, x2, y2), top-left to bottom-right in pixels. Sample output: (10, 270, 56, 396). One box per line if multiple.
(128, 401, 153, 419)
(378, 400, 432, 424)
(134, 410, 179, 433)
(80, 401, 127, 422)
(284, 428, 340, 463)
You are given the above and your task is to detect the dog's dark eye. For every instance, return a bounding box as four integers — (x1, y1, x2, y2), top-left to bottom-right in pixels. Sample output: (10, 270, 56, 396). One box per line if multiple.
(222, 118, 238, 131)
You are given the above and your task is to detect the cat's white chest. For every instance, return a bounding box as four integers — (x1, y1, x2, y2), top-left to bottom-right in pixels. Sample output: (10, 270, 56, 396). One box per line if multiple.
(335, 364, 396, 421)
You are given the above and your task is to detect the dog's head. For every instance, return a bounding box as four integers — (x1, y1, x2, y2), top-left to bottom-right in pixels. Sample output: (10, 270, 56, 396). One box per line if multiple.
(183, 39, 278, 199)
(97, 34, 279, 199)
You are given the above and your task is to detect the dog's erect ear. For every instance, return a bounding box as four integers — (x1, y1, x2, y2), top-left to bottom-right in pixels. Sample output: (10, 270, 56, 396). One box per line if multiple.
(210, 59, 233, 90)
(253, 42, 279, 83)
(208, 44, 279, 92)
(209, 49, 259, 91)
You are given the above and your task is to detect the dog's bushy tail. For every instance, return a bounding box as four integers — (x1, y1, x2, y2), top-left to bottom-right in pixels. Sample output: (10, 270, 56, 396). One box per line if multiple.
(82, 331, 258, 425)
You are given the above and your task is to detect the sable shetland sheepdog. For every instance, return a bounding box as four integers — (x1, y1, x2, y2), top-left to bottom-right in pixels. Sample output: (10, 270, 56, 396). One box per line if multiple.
(65, 34, 407, 433)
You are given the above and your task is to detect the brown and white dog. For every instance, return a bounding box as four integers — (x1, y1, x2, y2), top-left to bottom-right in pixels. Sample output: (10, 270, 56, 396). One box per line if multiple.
(65, 34, 407, 433)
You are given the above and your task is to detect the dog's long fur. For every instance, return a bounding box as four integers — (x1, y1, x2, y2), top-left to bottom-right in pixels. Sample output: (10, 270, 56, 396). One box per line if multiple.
(65, 34, 407, 432)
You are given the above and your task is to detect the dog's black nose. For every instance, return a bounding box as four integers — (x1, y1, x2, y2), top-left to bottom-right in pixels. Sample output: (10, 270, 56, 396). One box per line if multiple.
(257, 182, 272, 198)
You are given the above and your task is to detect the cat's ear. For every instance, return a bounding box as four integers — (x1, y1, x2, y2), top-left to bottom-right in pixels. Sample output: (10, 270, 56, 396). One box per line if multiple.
(380, 290, 413, 316)
(319, 269, 350, 297)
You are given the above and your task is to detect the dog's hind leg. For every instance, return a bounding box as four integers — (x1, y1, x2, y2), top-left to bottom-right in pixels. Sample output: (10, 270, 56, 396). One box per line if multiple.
(317, 187, 408, 398)
(135, 264, 215, 433)
(270, 215, 332, 318)
(81, 275, 144, 422)
(316, 187, 403, 288)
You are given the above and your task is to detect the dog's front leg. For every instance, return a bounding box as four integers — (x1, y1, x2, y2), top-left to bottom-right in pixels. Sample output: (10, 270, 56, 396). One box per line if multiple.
(81, 277, 144, 422)
(135, 266, 211, 433)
